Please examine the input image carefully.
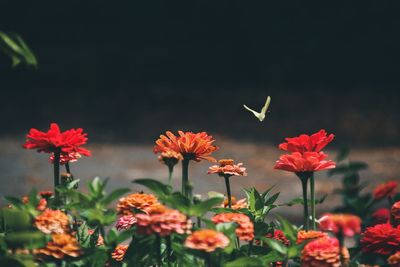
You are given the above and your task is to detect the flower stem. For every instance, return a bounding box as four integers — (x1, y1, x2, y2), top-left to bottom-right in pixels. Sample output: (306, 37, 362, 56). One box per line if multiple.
(224, 176, 232, 208)
(204, 252, 212, 267)
(53, 150, 61, 200)
(167, 165, 173, 186)
(300, 176, 309, 231)
(156, 234, 162, 267)
(247, 240, 253, 256)
(166, 236, 172, 267)
(310, 173, 316, 230)
(181, 158, 190, 198)
(65, 162, 71, 174)
(337, 231, 344, 266)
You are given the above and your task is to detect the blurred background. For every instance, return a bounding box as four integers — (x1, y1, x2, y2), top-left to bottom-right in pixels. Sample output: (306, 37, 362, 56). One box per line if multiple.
(0, 1, 399, 220)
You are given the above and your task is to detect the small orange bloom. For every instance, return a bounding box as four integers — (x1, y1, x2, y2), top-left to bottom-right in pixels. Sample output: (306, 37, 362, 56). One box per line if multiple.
(117, 193, 159, 215)
(35, 209, 69, 234)
(373, 181, 398, 200)
(184, 229, 229, 252)
(274, 151, 336, 173)
(221, 196, 248, 210)
(36, 233, 80, 259)
(392, 201, 400, 226)
(301, 237, 349, 267)
(111, 244, 129, 262)
(158, 150, 183, 166)
(135, 205, 192, 237)
(319, 213, 362, 237)
(388, 251, 400, 266)
(208, 159, 247, 177)
(296, 230, 328, 244)
(154, 131, 218, 162)
(212, 213, 254, 241)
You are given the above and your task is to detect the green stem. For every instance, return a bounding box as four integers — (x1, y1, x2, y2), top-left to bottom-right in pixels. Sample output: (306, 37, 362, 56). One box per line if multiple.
(156, 234, 162, 267)
(337, 231, 344, 266)
(53, 150, 60, 200)
(235, 237, 240, 249)
(247, 240, 253, 256)
(197, 216, 202, 228)
(166, 236, 172, 267)
(310, 173, 316, 230)
(168, 165, 173, 186)
(300, 176, 309, 231)
(224, 176, 232, 208)
(65, 162, 71, 174)
(181, 158, 190, 198)
(204, 252, 212, 267)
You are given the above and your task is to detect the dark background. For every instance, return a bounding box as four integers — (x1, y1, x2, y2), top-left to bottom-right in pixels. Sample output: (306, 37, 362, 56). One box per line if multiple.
(1, 1, 399, 146)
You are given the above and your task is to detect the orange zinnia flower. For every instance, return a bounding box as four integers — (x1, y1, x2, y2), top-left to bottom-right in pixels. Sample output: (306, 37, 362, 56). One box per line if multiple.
(301, 237, 349, 267)
(36, 233, 80, 259)
(296, 230, 328, 244)
(35, 209, 70, 234)
(373, 181, 398, 200)
(388, 251, 400, 266)
(220, 196, 248, 210)
(117, 193, 159, 215)
(212, 213, 254, 241)
(279, 129, 335, 153)
(275, 151, 335, 173)
(392, 201, 400, 226)
(135, 205, 192, 237)
(154, 131, 218, 162)
(319, 213, 362, 237)
(184, 229, 229, 252)
(111, 245, 129, 262)
(158, 150, 183, 165)
(208, 159, 247, 177)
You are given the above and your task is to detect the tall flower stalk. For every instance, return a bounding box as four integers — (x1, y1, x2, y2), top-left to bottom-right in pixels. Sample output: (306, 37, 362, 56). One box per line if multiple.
(309, 173, 316, 230)
(298, 173, 310, 231)
(181, 158, 190, 198)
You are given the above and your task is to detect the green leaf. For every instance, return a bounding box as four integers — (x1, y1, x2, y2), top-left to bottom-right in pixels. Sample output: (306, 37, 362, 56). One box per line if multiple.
(280, 195, 327, 207)
(0, 31, 38, 68)
(4, 231, 47, 249)
(3, 197, 25, 209)
(259, 237, 287, 255)
(225, 257, 264, 267)
(265, 192, 280, 206)
(132, 178, 172, 197)
(275, 215, 297, 243)
(100, 188, 130, 206)
(163, 192, 191, 213)
(0, 255, 37, 267)
(336, 147, 350, 162)
(260, 250, 285, 264)
(211, 207, 240, 214)
(0, 208, 32, 232)
(190, 197, 224, 217)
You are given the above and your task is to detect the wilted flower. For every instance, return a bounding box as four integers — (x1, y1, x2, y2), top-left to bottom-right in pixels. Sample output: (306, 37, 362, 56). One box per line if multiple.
(301, 237, 349, 267)
(220, 196, 248, 210)
(154, 131, 218, 162)
(319, 213, 362, 237)
(35, 209, 69, 234)
(135, 205, 192, 237)
(279, 129, 335, 153)
(208, 159, 247, 177)
(373, 181, 398, 200)
(360, 224, 400, 255)
(23, 123, 90, 162)
(36, 233, 80, 259)
(117, 193, 159, 215)
(388, 251, 400, 266)
(116, 215, 137, 231)
(111, 245, 129, 262)
(184, 229, 229, 252)
(296, 230, 328, 244)
(392, 201, 400, 226)
(372, 208, 391, 225)
(212, 213, 254, 241)
(274, 151, 336, 173)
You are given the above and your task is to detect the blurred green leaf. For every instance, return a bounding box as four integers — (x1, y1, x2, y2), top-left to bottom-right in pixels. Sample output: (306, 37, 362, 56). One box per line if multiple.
(0, 31, 38, 68)
(0, 208, 32, 232)
(100, 188, 130, 206)
(132, 178, 172, 197)
(4, 231, 47, 249)
(190, 196, 224, 217)
(225, 257, 264, 267)
(259, 237, 287, 255)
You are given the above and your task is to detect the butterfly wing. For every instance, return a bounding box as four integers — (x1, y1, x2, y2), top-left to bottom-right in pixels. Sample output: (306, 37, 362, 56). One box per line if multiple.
(261, 96, 271, 115)
(243, 104, 263, 121)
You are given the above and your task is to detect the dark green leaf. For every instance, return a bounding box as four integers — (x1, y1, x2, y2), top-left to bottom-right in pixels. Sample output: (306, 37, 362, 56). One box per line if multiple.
(5, 231, 47, 249)
(100, 188, 130, 206)
(225, 257, 264, 267)
(132, 178, 172, 197)
(190, 197, 224, 217)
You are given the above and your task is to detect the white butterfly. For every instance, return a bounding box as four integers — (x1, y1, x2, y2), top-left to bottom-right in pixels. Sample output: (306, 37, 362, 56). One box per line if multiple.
(243, 96, 271, 122)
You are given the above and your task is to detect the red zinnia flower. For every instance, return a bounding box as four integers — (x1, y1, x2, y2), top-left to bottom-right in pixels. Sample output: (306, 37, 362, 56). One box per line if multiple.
(208, 159, 247, 177)
(154, 131, 218, 162)
(360, 223, 400, 255)
(212, 213, 254, 241)
(301, 237, 349, 267)
(392, 201, 400, 227)
(184, 229, 229, 252)
(372, 208, 391, 225)
(111, 245, 128, 262)
(274, 151, 336, 173)
(23, 123, 90, 163)
(319, 213, 362, 237)
(266, 229, 290, 246)
(373, 181, 398, 200)
(279, 129, 334, 153)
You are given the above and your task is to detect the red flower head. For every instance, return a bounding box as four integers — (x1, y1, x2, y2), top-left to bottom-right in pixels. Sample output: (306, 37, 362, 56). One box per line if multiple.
(319, 213, 362, 237)
(135, 205, 192, 237)
(208, 159, 247, 177)
(116, 215, 137, 231)
(23, 123, 90, 164)
(212, 213, 254, 241)
(154, 131, 218, 162)
(279, 129, 334, 153)
(360, 223, 400, 255)
(372, 208, 391, 225)
(392, 201, 400, 227)
(184, 229, 229, 252)
(301, 237, 349, 267)
(111, 245, 128, 262)
(373, 181, 398, 200)
(266, 229, 290, 246)
(296, 230, 328, 244)
(274, 151, 336, 173)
